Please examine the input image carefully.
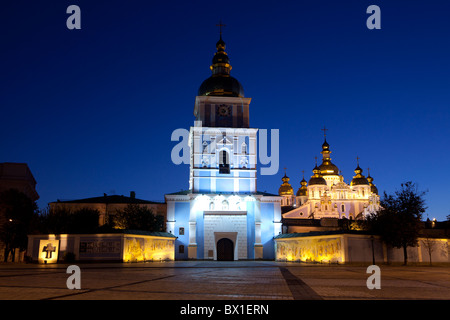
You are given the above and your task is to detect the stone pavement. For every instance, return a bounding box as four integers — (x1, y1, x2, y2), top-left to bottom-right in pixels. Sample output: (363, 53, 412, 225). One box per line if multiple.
(0, 261, 449, 300)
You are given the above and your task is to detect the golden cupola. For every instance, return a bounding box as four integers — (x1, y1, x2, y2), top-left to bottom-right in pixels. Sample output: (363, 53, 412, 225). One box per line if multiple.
(318, 138, 340, 176)
(296, 172, 308, 196)
(308, 164, 327, 186)
(278, 173, 294, 196)
(350, 161, 370, 186)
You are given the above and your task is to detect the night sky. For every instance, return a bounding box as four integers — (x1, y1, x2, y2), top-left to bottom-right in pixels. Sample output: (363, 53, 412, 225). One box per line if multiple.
(2, 0, 449, 221)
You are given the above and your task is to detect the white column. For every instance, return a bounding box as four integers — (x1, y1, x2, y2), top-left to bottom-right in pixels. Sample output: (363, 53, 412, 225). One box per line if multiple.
(249, 135, 257, 169)
(254, 200, 262, 245)
(273, 200, 282, 236)
(166, 201, 175, 234)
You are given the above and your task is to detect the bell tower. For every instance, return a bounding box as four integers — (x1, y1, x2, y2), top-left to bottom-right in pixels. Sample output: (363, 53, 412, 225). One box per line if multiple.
(190, 34, 257, 193)
(165, 28, 282, 261)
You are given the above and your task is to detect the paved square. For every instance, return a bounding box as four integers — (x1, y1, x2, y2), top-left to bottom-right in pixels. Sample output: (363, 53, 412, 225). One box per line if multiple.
(0, 261, 449, 300)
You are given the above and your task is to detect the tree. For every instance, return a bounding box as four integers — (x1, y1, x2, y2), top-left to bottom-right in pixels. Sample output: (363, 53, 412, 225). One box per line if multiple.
(38, 207, 72, 234)
(113, 204, 164, 232)
(38, 207, 100, 234)
(366, 181, 427, 265)
(69, 208, 100, 233)
(0, 189, 38, 262)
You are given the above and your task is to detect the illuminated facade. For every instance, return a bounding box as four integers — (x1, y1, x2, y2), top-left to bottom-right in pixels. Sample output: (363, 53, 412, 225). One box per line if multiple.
(27, 232, 176, 263)
(281, 137, 380, 220)
(165, 35, 282, 260)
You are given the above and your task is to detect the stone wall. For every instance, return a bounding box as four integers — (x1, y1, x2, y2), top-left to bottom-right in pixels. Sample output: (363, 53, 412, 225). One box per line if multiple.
(27, 231, 176, 263)
(275, 232, 450, 264)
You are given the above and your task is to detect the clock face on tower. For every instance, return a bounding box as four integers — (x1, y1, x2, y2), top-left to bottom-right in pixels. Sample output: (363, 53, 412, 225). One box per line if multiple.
(217, 105, 230, 117)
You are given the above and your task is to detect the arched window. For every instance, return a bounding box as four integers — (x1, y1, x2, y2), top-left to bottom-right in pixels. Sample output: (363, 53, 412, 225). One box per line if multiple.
(341, 204, 345, 212)
(222, 200, 229, 210)
(219, 150, 230, 174)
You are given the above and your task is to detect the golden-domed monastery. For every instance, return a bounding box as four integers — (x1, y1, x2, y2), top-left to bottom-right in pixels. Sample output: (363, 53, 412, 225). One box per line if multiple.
(280, 135, 380, 220)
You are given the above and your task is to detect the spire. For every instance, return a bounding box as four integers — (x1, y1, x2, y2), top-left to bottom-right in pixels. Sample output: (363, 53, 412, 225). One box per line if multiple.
(198, 22, 244, 97)
(318, 127, 339, 176)
(354, 156, 362, 174)
(216, 20, 226, 40)
(211, 21, 231, 76)
(321, 125, 328, 138)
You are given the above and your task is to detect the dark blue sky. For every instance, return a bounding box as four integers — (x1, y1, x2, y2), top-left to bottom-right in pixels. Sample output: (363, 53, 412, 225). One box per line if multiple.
(2, 0, 449, 220)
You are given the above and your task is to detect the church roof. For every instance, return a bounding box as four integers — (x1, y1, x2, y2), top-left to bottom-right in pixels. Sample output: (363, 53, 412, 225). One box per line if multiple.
(118, 230, 177, 238)
(165, 190, 191, 196)
(166, 190, 280, 197)
(274, 230, 370, 239)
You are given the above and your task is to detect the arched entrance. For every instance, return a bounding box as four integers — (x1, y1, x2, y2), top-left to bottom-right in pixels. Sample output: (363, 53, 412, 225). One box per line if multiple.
(217, 238, 234, 261)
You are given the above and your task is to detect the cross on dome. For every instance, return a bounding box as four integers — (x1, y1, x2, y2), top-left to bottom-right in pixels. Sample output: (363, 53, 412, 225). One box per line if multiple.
(216, 20, 226, 37)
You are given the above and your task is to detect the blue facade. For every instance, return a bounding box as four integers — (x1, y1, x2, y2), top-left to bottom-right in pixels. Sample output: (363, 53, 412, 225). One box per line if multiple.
(239, 179, 250, 193)
(261, 202, 275, 260)
(168, 195, 280, 260)
(196, 210, 204, 259)
(174, 202, 190, 260)
(216, 177, 234, 193)
(246, 201, 255, 259)
(198, 178, 210, 193)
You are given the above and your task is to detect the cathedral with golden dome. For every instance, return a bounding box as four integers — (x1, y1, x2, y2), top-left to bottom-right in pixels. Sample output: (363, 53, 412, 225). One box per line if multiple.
(280, 134, 380, 221)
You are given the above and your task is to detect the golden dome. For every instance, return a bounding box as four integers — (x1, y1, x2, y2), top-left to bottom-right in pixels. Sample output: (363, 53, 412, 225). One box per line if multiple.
(278, 173, 294, 196)
(319, 138, 340, 176)
(308, 165, 327, 186)
(350, 164, 369, 186)
(296, 176, 308, 196)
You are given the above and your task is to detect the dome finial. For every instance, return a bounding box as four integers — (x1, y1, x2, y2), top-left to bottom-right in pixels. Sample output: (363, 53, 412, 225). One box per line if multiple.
(198, 22, 244, 97)
(321, 125, 328, 139)
(216, 20, 226, 38)
(216, 20, 226, 51)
